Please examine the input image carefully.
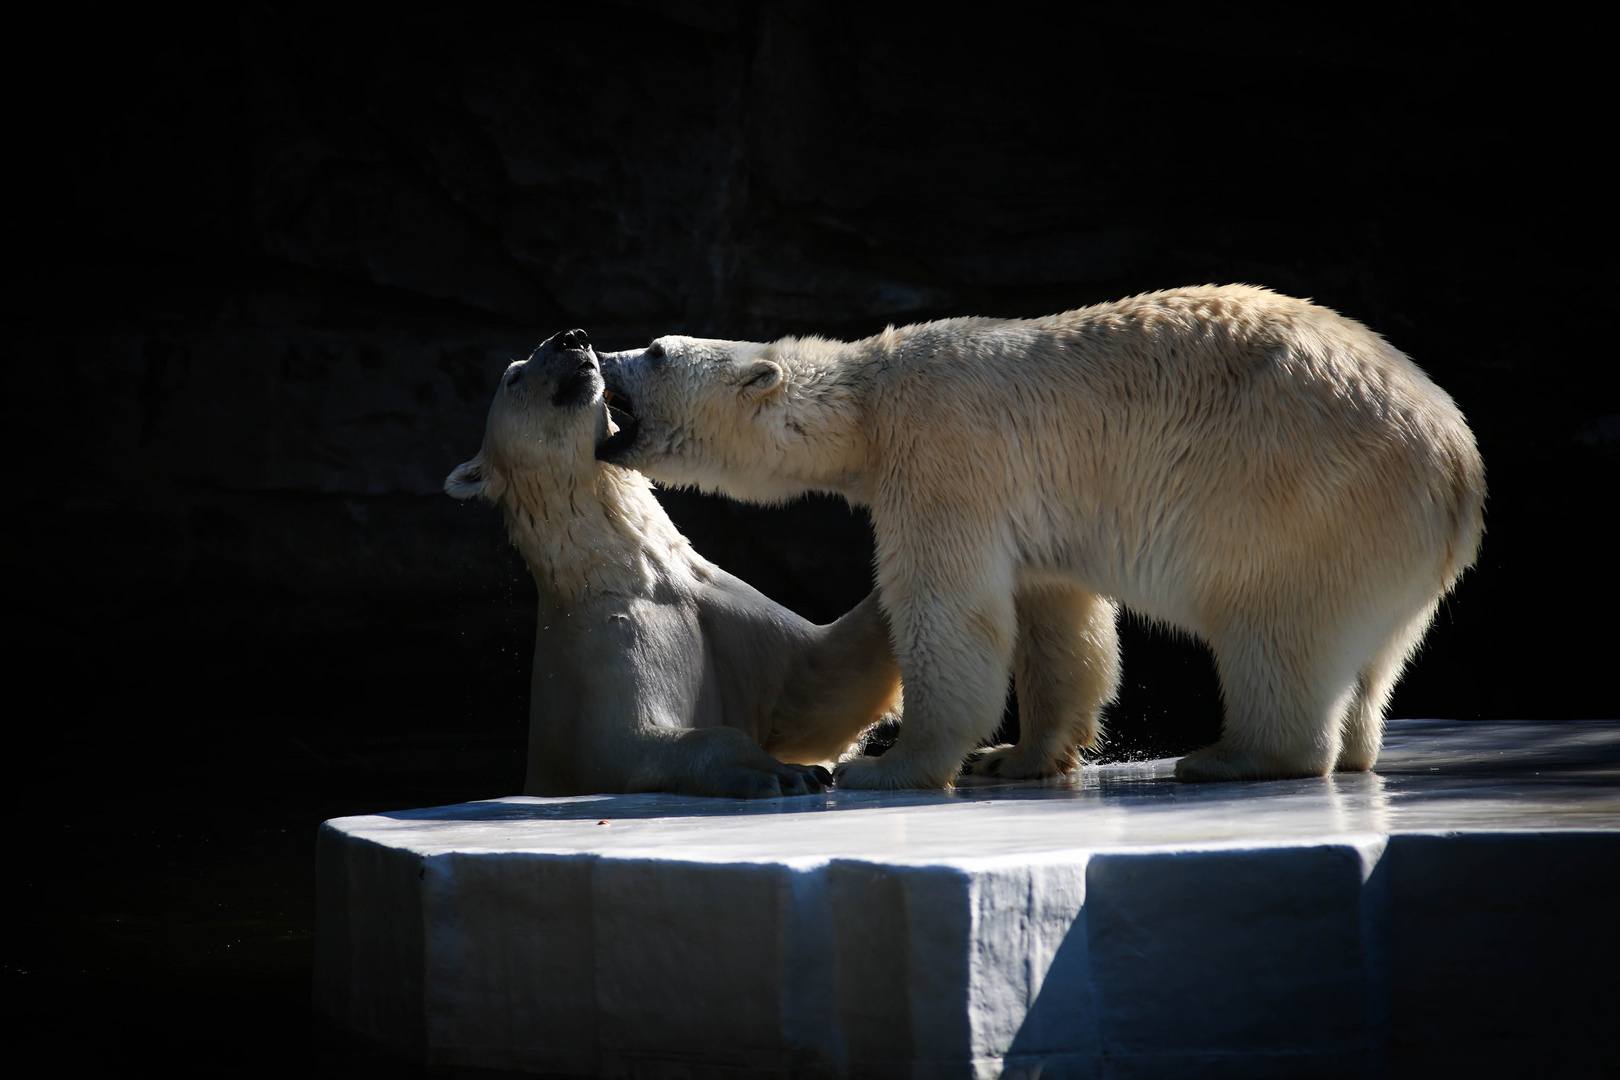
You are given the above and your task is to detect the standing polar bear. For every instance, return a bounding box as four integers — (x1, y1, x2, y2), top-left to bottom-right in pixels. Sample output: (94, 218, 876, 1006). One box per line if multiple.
(597, 285, 1485, 786)
(447, 330, 900, 798)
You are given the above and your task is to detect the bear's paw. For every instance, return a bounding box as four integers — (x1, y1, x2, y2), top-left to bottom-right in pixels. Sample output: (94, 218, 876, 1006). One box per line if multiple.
(833, 754, 955, 791)
(960, 743, 1081, 780)
(1174, 742, 1332, 783)
(703, 762, 832, 799)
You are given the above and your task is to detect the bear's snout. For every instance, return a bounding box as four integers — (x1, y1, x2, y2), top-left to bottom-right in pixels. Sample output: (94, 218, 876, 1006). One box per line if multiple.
(557, 328, 589, 351)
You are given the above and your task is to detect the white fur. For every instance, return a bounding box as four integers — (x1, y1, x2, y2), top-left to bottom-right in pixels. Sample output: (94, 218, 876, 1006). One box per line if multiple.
(448, 337, 900, 798)
(600, 285, 1485, 787)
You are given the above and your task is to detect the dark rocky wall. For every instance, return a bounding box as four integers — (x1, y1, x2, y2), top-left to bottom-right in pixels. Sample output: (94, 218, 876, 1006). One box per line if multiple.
(2, 1, 1613, 776)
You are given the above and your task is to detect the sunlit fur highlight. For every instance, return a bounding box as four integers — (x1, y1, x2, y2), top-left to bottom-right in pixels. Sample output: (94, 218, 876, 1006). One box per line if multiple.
(603, 285, 1485, 787)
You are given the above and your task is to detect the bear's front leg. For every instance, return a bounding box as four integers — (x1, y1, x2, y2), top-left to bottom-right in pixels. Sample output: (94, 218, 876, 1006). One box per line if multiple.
(834, 565, 1017, 790)
(962, 584, 1121, 780)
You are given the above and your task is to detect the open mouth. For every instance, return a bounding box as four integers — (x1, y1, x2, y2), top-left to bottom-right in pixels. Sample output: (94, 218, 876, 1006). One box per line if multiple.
(596, 386, 641, 461)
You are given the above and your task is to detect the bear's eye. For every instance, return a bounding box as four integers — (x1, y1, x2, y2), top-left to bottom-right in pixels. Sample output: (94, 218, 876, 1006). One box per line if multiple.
(739, 361, 781, 391)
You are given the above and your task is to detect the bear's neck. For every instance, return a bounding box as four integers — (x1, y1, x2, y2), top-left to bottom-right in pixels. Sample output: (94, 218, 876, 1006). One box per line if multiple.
(765, 337, 879, 501)
(500, 462, 694, 601)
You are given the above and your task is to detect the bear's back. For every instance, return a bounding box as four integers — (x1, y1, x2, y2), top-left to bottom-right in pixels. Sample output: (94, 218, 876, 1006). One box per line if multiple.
(862, 285, 1481, 612)
(872, 285, 1466, 463)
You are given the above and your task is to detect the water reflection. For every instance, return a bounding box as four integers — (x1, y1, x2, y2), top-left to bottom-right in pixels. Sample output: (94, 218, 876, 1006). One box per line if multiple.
(363, 721, 1619, 855)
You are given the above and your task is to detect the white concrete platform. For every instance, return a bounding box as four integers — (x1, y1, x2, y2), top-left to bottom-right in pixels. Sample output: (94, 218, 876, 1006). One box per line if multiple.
(314, 720, 1620, 1078)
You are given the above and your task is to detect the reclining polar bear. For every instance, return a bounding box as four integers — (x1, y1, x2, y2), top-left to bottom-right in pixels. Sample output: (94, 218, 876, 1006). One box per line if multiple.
(447, 330, 900, 798)
(597, 285, 1485, 786)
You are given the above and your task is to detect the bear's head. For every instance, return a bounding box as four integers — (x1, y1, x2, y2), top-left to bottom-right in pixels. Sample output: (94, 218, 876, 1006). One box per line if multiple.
(597, 334, 860, 502)
(445, 328, 618, 503)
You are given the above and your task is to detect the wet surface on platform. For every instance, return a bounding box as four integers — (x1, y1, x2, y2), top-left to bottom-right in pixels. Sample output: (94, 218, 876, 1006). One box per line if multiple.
(339, 720, 1620, 862)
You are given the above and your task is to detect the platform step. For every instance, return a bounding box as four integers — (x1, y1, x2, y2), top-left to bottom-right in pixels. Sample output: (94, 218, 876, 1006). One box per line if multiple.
(315, 720, 1620, 1078)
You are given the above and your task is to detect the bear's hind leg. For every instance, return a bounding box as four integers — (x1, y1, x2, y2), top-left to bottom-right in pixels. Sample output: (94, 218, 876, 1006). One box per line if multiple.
(962, 585, 1120, 779)
(1336, 601, 1437, 772)
(1176, 626, 1355, 782)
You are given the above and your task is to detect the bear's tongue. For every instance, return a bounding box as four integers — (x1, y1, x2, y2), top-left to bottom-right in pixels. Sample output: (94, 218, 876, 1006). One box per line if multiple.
(603, 389, 637, 427)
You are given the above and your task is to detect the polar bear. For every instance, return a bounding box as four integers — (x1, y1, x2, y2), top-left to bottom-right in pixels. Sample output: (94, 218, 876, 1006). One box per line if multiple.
(447, 329, 901, 798)
(596, 285, 1486, 786)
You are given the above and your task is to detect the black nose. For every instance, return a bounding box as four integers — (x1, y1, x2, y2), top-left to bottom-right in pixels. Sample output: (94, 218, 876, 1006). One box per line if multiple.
(558, 328, 589, 350)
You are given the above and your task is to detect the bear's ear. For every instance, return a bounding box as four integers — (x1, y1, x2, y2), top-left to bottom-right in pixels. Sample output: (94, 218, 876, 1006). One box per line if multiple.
(737, 359, 784, 398)
(445, 455, 505, 501)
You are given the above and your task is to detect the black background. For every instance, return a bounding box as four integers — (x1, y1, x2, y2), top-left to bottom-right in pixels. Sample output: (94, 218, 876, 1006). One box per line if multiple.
(3, 2, 1613, 1074)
